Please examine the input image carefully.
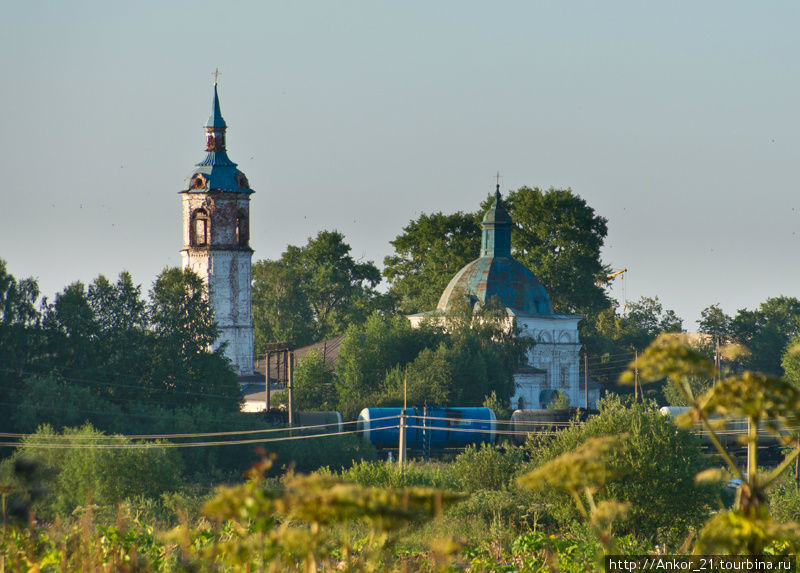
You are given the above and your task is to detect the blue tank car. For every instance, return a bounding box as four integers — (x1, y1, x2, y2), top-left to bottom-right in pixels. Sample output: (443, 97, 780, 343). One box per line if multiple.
(357, 406, 496, 450)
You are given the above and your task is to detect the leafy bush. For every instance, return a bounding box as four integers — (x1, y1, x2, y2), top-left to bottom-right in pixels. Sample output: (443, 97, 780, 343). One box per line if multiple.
(329, 459, 459, 489)
(8, 424, 183, 516)
(451, 443, 526, 493)
(525, 395, 715, 543)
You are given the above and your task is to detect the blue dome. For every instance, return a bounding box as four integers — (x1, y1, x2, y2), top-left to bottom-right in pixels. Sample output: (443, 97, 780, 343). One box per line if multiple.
(436, 255, 552, 315)
(436, 188, 552, 316)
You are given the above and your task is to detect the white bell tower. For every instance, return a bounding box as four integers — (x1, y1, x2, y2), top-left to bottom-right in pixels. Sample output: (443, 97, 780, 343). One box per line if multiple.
(179, 80, 255, 376)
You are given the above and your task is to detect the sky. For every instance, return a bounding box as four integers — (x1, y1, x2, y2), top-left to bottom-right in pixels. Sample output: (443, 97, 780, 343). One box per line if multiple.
(1, 1, 798, 328)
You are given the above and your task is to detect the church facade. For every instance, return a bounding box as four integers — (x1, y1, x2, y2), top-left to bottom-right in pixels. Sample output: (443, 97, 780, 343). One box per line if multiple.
(408, 187, 595, 409)
(179, 84, 255, 376)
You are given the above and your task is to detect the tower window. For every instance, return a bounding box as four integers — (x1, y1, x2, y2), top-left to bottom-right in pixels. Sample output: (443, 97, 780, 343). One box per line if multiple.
(190, 174, 207, 190)
(236, 212, 249, 246)
(191, 209, 209, 246)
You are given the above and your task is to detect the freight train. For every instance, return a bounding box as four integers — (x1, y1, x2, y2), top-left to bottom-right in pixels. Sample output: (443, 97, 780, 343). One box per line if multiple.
(357, 406, 497, 451)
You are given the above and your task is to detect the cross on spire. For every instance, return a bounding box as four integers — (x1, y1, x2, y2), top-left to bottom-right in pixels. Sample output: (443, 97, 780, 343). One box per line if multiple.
(213, 68, 221, 86)
(495, 171, 502, 197)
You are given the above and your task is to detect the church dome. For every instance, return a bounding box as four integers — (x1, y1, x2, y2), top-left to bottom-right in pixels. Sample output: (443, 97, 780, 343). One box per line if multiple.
(436, 188, 553, 316)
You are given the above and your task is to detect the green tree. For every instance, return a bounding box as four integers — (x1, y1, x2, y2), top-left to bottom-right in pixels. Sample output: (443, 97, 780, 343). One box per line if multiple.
(252, 258, 315, 351)
(41, 281, 99, 374)
(335, 312, 436, 419)
(383, 212, 481, 313)
(253, 231, 384, 349)
(86, 272, 151, 403)
(0, 260, 42, 429)
(584, 296, 684, 389)
(730, 296, 800, 375)
(145, 267, 240, 411)
(498, 186, 612, 318)
(698, 303, 732, 341)
(293, 350, 336, 411)
(524, 395, 714, 544)
(8, 423, 183, 515)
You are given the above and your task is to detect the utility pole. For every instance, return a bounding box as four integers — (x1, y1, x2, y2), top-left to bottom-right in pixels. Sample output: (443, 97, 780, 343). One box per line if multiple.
(584, 349, 589, 409)
(634, 350, 639, 402)
(265, 352, 271, 412)
(398, 368, 407, 474)
(288, 350, 294, 426)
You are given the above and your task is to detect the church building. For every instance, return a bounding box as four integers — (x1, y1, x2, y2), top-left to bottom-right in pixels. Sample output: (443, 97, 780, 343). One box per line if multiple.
(408, 186, 597, 409)
(179, 83, 255, 376)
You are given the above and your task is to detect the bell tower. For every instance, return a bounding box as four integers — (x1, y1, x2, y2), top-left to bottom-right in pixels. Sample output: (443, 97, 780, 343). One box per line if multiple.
(179, 79, 255, 375)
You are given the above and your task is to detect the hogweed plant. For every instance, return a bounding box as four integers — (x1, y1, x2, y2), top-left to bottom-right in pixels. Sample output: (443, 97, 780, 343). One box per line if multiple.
(623, 336, 800, 554)
(189, 451, 464, 572)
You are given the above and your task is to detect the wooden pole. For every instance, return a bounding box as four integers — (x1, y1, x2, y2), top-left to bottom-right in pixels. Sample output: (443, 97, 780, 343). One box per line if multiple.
(584, 350, 589, 409)
(288, 350, 295, 426)
(266, 351, 271, 412)
(399, 368, 407, 473)
(634, 350, 639, 402)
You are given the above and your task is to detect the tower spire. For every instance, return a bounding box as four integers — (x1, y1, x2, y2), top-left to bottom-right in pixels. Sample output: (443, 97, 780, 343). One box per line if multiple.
(205, 78, 227, 152)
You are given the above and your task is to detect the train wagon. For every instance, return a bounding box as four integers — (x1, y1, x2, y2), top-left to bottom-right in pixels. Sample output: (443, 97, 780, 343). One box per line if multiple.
(357, 406, 496, 450)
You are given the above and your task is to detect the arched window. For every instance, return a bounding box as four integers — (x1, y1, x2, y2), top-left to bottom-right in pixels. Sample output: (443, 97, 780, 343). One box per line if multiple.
(191, 209, 209, 246)
(236, 212, 249, 246)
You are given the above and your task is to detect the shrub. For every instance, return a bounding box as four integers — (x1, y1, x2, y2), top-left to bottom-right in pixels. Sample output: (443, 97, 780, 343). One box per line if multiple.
(11, 424, 183, 516)
(525, 395, 715, 543)
(451, 443, 526, 493)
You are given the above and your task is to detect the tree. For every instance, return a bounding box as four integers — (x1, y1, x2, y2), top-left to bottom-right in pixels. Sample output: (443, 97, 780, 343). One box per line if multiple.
(730, 297, 800, 375)
(698, 303, 732, 341)
(145, 267, 240, 411)
(523, 395, 714, 543)
(293, 350, 336, 411)
(583, 296, 683, 389)
(41, 281, 99, 373)
(253, 231, 384, 349)
(335, 312, 435, 419)
(86, 272, 151, 403)
(498, 186, 612, 318)
(252, 259, 315, 350)
(383, 212, 481, 313)
(0, 260, 42, 428)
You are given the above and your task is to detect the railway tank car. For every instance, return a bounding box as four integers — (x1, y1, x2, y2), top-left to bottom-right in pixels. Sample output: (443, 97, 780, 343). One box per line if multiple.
(358, 406, 496, 450)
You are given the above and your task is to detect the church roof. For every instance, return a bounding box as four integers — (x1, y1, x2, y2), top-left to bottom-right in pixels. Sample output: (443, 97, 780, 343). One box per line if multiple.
(436, 187, 554, 316)
(182, 82, 253, 195)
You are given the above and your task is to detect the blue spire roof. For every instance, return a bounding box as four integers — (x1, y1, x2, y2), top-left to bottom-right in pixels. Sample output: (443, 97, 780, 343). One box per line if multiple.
(182, 82, 253, 194)
(206, 83, 227, 128)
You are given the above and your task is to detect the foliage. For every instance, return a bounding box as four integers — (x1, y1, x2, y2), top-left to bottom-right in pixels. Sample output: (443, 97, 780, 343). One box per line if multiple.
(6, 424, 183, 516)
(494, 186, 612, 319)
(384, 211, 482, 314)
(730, 296, 800, 375)
(292, 349, 337, 411)
(628, 336, 800, 554)
(583, 296, 684, 389)
(192, 455, 463, 571)
(698, 302, 732, 341)
(144, 267, 241, 411)
(545, 390, 571, 409)
(524, 396, 713, 543)
(12, 374, 126, 433)
(451, 443, 526, 493)
(335, 312, 439, 419)
(253, 230, 384, 349)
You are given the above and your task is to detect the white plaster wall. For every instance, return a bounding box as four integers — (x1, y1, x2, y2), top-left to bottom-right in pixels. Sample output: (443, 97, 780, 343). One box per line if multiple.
(513, 315, 582, 409)
(181, 193, 254, 376)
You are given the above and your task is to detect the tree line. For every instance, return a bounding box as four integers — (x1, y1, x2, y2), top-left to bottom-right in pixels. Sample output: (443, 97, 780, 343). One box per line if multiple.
(4, 185, 800, 427)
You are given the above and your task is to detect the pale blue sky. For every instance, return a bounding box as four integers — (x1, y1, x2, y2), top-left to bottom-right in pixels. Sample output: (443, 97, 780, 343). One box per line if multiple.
(1, 2, 798, 327)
